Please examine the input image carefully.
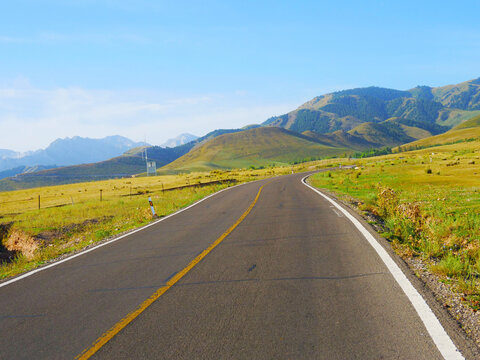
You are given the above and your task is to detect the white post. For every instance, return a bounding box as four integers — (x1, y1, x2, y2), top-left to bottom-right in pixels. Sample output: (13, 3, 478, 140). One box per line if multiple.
(148, 197, 157, 218)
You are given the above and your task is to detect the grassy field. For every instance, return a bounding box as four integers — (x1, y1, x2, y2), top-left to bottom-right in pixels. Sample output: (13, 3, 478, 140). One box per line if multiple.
(0, 158, 342, 279)
(309, 139, 480, 306)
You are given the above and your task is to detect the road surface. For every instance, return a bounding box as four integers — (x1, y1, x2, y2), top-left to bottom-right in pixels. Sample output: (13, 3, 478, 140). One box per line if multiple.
(0, 172, 474, 359)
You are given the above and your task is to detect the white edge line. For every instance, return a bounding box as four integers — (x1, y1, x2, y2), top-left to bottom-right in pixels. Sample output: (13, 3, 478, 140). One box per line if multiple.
(0, 180, 253, 289)
(301, 175, 464, 360)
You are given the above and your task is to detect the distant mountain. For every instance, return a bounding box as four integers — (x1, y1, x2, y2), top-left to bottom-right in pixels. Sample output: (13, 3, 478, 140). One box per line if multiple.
(0, 149, 21, 160)
(161, 133, 198, 148)
(0, 135, 147, 178)
(161, 127, 348, 173)
(0, 165, 58, 180)
(0, 145, 189, 191)
(263, 78, 480, 147)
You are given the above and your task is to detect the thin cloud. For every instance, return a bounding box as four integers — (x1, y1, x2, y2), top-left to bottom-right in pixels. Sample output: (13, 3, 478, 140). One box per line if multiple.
(0, 83, 296, 152)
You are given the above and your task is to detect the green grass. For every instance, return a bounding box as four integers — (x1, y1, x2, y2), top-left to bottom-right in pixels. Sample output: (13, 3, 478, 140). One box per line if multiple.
(309, 139, 480, 305)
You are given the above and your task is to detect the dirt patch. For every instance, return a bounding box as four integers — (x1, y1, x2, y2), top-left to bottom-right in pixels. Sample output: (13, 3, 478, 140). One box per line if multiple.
(3, 229, 38, 260)
(34, 216, 114, 244)
(0, 222, 16, 262)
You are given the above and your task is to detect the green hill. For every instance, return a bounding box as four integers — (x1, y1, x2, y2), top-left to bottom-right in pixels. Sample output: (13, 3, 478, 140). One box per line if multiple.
(347, 122, 413, 147)
(452, 113, 480, 130)
(395, 122, 480, 151)
(161, 127, 348, 173)
(301, 130, 379, 150)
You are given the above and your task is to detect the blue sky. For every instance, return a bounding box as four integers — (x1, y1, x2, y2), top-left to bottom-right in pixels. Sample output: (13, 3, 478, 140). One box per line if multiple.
(1, 0, 480, 151)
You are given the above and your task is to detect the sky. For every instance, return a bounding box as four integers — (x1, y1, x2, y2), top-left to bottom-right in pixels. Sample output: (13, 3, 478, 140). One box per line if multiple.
(1, 0, 480, 151)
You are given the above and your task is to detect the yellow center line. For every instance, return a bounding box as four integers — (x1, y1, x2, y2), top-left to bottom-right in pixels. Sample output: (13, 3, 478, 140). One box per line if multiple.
(76, 183, 266, 359)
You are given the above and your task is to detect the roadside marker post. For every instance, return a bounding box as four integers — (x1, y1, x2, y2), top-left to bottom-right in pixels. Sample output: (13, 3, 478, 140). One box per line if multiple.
(148, 197, 158, 218)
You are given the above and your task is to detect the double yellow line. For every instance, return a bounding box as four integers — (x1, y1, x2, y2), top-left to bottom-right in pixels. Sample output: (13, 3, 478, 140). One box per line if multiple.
(77, 184, 265, 359)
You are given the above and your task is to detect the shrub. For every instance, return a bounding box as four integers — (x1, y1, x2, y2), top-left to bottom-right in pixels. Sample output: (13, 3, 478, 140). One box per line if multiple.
(433, 254, 465, 277)
(377, 187, 399, 217)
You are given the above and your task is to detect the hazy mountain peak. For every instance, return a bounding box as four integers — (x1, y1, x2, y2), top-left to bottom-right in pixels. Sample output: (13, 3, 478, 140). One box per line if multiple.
(0, 135, 147, 175)
(161, 133, 198, 148)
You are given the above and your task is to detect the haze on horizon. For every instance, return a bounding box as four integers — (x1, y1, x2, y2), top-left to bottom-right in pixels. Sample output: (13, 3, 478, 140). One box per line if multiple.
(1, 0, 480, 152)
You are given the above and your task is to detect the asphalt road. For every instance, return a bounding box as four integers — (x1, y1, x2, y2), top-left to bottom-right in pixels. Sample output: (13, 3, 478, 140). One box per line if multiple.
(0, 172, 473, 359)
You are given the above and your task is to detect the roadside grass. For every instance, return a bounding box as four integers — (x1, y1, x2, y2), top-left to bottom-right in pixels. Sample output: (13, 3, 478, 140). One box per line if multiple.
(0, 158, 341, 279)
(309, 139, 480, 305)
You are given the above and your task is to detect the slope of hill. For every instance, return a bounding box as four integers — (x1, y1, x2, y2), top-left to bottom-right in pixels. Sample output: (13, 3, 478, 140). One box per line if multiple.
(301, 130, 379, 150)
(0, 165, 58, 180)
(395, 122, 480, 151)
(452, 113, 480, 130)
(161, 127, 348, 173)
(346, 122, 414, 147)
(263, 78, 480, 144)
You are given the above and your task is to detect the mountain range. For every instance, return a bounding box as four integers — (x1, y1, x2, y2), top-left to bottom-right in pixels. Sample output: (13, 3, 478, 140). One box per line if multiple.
(263, 78, 480, 147)
(2, 77, 480, 191)
(0, 136, 147, 179)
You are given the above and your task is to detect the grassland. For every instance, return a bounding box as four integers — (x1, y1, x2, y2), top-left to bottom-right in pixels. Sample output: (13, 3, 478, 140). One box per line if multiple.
(0, 158, 342, 279)
(309, 139, 480, 306)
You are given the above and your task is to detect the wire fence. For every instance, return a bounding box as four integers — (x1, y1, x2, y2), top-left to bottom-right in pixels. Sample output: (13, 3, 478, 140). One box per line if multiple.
(0, 179, 238, 215)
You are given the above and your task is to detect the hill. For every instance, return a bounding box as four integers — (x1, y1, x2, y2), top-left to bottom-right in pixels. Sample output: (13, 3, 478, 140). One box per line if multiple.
(301, 130, 379, 150)
(263, 78, 480, 145)
(452, 113, 480, 130)
(395, 118, 480, 151)
(160, 127, 348, 173)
